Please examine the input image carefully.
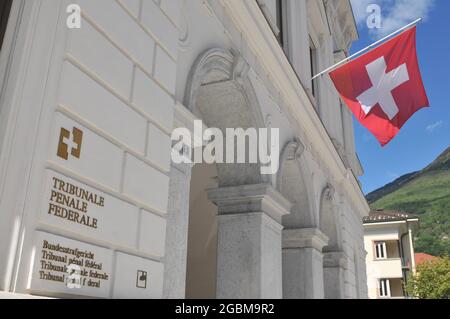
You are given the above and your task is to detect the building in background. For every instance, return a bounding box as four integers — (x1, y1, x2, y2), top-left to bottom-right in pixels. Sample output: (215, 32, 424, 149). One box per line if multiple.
(0, 0, 369, 299)
(363, 210, 419, 299)
(415, 253, 438, 266)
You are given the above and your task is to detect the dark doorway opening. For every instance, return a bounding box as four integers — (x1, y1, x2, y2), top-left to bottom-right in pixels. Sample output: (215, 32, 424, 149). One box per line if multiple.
(0, 0, 13, 52)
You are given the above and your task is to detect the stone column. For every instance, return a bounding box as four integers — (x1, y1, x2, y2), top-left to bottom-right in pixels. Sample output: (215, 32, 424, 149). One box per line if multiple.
(208, 184, 291, 299)
(163, 162, 192, 298)
(282, 228, 329, 299)
(323, 251, 347, 299)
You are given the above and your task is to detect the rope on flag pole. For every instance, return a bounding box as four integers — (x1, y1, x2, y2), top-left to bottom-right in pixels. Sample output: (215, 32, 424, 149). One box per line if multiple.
(311, 17, 423, 80)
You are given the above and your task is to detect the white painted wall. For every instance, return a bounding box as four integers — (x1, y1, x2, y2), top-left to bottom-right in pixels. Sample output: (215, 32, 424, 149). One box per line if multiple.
(0, 0, 181, 298)
(364, 222, 415, 299)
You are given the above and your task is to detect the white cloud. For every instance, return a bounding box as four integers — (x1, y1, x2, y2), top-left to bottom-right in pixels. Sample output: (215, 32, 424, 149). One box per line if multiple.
(380, 0, 435, 36)
(350, 0, 435, 38)
(426, 120, 444, 133)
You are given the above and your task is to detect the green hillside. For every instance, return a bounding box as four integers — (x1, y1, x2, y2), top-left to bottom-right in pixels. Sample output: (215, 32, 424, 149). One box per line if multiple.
(367, 147, 450, 257)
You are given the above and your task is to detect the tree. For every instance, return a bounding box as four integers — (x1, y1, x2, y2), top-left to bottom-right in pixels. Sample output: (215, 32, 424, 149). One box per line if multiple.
(406, 257, 450, 299)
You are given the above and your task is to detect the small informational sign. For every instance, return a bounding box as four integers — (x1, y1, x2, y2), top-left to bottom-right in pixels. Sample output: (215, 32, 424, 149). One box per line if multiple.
(30, 231, 113, 298)
(136, 270, 147, 289)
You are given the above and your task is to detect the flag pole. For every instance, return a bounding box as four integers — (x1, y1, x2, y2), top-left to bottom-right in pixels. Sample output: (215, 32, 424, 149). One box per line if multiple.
(312, 17, 422, 80)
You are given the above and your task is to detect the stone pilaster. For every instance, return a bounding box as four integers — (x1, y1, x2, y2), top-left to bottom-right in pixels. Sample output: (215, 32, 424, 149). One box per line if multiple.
(323, 251, 347, 299)
(208, 184, 291, 299)
(282, 228, 329, 299)
(163, 163, 192, 298)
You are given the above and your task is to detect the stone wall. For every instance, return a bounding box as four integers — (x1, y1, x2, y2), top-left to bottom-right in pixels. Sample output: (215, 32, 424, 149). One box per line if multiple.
(0, 0, 182, 298)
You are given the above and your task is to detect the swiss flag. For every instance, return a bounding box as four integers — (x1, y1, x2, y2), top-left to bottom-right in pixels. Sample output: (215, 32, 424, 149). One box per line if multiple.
(329, 27, 429, 146)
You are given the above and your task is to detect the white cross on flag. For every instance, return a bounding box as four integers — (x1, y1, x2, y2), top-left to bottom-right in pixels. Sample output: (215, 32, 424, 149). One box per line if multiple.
(330, 27, 429, 146)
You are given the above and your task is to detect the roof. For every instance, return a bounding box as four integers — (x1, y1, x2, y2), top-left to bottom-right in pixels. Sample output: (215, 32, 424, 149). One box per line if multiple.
(363, 209, 419, 224)
(415, 253, 438, 265)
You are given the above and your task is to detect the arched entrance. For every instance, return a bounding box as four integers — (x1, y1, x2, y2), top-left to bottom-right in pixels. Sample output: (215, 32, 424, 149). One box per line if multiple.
(184, 49, 290, 298)
(278, 140, 315, 229)
(278, 140, 328, 298)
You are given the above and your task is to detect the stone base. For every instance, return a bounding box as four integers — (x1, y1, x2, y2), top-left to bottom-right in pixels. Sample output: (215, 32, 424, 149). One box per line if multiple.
(323, 251, 347, 299)
(208, 184, 291, 299)
(282, 228, 329, 299)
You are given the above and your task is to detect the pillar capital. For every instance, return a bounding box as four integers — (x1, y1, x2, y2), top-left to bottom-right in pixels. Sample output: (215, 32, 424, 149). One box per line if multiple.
(282, 228, 329, 251)
(208, 183, 291, 224)
(323, 251, 348, 269)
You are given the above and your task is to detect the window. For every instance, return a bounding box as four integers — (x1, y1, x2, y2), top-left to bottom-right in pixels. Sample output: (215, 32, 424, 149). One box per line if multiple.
(379, 279, 391, 298)
(0, 0, 12, 51)
(275, 0, 284, 46)
(309, 37, 318, 98)
(375, 241, 387, 259)
(257, 0, 285, 48)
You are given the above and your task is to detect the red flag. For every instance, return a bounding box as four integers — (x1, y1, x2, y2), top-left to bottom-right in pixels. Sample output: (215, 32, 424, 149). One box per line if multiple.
(329, 27, 429, 146)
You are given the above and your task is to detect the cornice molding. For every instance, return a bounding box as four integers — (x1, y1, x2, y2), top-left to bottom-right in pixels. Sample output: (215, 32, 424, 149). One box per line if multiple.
(208, 183, 292, 224)
(282, 228, 329, 251)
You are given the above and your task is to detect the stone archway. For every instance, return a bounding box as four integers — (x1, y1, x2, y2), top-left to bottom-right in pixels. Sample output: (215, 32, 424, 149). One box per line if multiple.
(185, 48, 268, 187)
(319, 185, 346, 299)
(184, 48, 290, 299)
(278, 140, 328, 299)
(277, 139, 315, 229)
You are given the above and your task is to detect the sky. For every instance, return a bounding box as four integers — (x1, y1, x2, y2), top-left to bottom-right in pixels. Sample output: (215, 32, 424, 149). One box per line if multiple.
(348, 0, 450, 194)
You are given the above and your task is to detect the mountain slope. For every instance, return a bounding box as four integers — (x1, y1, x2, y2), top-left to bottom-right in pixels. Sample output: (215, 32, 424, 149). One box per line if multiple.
(367, 147, 450, 256)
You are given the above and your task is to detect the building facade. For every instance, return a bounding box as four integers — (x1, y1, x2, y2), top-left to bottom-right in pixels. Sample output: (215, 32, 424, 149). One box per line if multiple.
(364, 210, 419, 299)
(0, 0, 369, 299)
